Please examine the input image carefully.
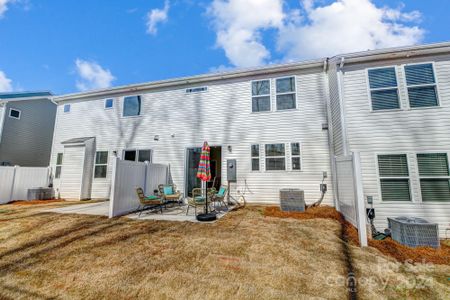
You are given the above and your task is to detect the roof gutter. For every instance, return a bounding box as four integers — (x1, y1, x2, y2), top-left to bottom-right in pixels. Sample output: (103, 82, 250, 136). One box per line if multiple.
(54, 59, 325, 102)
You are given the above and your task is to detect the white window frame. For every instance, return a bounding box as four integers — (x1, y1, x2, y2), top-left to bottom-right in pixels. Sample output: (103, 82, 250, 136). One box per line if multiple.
(264, 143, 286, 172)
(122, 95, 142, 118)
(290, 142, 302, 171)
(104, 98, 114, 110)
(8, 108, 21, 120)
(94, 151, 109, 179)
(251, 79, 271, 113)
(122, 149, 152, 163)
(275, 75, 297, 111)
(251, 144, 260, 172)
(63, 104, 71, 113)
(366, 66, 401, 112)
(55, 153, 63, 179)
(416, 151, 450, 202)
(376, 153, 412, 202)
(403, 62, 440, 110)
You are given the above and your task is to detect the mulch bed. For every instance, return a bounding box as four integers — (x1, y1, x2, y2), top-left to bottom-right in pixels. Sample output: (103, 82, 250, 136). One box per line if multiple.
(264, 206, 450, 265)
(8, 199, 64, 205)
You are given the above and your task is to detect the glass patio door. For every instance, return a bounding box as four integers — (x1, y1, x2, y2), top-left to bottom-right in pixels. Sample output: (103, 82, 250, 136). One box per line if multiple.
(186, 147, 202, 197)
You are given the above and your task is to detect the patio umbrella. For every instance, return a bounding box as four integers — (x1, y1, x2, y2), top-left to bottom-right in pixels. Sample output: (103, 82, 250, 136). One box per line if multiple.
(196, 141, 216, 221)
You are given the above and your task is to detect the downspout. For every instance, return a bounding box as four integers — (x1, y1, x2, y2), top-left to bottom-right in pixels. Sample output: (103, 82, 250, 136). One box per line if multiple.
(337, 57, 350, 156)
(0, 102, 8, 147)
(322, 58, 339, 210)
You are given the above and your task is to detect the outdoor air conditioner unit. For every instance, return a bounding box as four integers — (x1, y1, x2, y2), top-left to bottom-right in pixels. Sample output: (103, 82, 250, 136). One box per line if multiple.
(280, 189, 305, 212)
(27, 187, 54, 201)
(388, 217, 440, 248)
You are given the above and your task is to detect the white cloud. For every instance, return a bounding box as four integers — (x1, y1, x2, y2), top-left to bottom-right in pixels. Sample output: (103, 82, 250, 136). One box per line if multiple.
(0, 0, 12, 18)
(208, 0, 424, 67)
(0, 70, 12, 92)
(208, 0, 284, 68)
(146, 0, 170, 35)
(278, 0, 424, 60)
(75, 59, 115, 91)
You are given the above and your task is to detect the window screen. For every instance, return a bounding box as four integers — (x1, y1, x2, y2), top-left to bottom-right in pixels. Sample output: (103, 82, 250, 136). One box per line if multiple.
(265, 144, 286, 171)
(378, 154, 411, 201)
(417, 153, 450, 202)
(368, 68, 400, 110)
(252, 80, 270, 112)
(276, 77, 296, 110)
(123, 96, 141, 117)
(405, 64, 438, 108)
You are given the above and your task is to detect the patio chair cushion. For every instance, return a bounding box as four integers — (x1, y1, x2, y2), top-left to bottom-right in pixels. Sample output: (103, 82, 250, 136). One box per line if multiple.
(145, 195, 160, 200)
(194, 196, 206, 203)
(217, 187, 226, 197)
(163, 186, 174, 195)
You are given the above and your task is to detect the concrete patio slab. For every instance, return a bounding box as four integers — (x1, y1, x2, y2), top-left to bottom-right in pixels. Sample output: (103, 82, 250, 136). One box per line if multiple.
(44, 201, 110, 216)
(126, 204, 233, 223)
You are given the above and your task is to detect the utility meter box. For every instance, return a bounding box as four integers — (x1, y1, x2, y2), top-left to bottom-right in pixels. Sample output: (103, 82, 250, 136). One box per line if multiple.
(227, 159, 237, 182)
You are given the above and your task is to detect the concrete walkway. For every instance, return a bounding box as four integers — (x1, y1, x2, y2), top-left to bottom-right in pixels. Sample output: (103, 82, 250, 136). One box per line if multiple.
(44, 201, 110, 216)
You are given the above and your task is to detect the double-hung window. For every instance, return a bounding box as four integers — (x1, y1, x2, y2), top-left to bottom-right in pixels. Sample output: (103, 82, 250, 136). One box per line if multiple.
(265, 144, 286, 171)
(378, 154, 411, 201)
(94, 151, 108, 178)
(251, 145, 260, 171)
(123, 149, 152, 162)
(105, 98, 114, 109)
(291, 143, 301, 170)
(405, 63, 439, 108)
(64, 104, 71, 113)
(417, 153, 450, 202)
(276, 77, 296, 110)
(123, 95, 141, 117)
(368, 67, 400, 110)
(55, 153, 63, 179)
(252, 80, 271, 112)
(9, 108, 21, 119)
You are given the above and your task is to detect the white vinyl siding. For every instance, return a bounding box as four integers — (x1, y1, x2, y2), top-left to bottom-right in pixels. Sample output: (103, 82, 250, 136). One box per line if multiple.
(405, 63, 439, 108)
(337, 54, 450, 237)
(50, 68, 333, 205)
(417, 153, 450, 202)
(368, 67, 400, 110)
(378, 154, 411, 201)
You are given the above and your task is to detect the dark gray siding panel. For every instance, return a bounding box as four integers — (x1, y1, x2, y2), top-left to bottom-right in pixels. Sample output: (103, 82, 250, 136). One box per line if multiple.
(0, 99, 56, 166)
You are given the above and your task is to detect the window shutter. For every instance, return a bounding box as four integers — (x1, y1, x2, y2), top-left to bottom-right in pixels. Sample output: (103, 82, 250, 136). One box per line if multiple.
(405, 64, 435, 86)
(378, 155, 409, 177)
(417, 153, 449, 176)
(368, 68, 397, 89)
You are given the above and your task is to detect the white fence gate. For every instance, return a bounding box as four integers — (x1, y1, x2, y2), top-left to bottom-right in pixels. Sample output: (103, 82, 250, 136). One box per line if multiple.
(109, 158, 169, 218)
(0, 166, 51, 204)
(335, 152, 368, 247)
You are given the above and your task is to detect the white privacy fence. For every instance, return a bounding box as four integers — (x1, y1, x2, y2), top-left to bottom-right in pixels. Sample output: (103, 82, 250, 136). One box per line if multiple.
(335, 152, 368, 247)
(0, 166, 51, 204)
(109, 158, 169, 218)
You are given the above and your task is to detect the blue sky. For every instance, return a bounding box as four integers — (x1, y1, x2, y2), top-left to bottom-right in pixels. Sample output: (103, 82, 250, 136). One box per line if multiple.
(0, 0, 448, 94)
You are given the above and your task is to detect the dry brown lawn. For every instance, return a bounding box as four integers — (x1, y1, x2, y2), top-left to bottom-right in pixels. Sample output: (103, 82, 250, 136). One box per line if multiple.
(0, 202, 448, 300)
